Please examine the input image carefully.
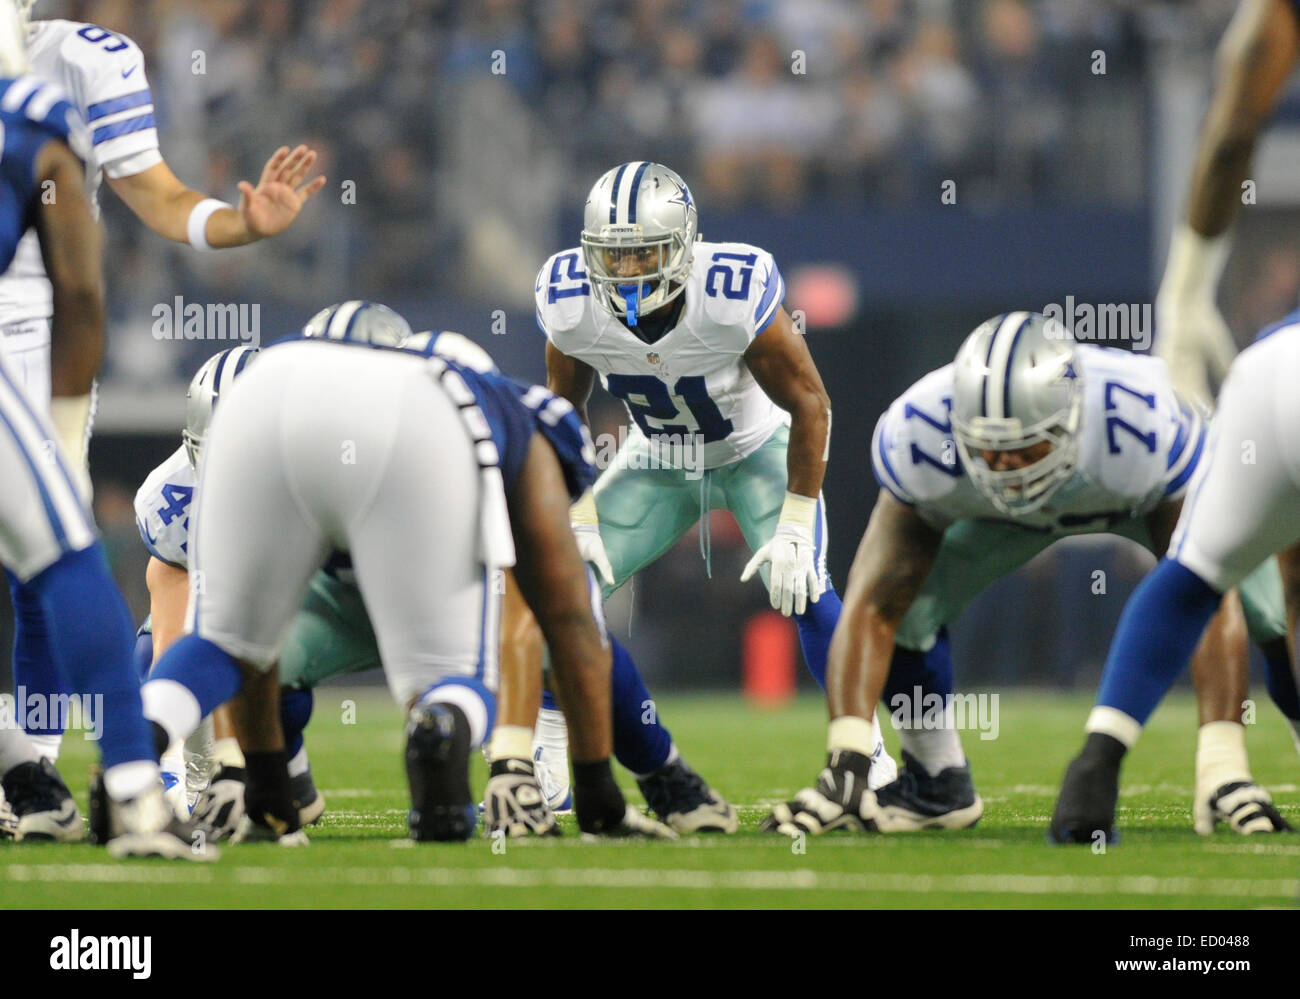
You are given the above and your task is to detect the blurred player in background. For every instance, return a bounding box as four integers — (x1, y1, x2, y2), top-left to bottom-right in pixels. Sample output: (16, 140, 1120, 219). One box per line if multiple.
(533, 161, 896, 832)
(1155, 0, 1300, 406)
(1053, 316, 1300, 842)
(764, 313, 1292, 837)
(0, 0, 325, 794)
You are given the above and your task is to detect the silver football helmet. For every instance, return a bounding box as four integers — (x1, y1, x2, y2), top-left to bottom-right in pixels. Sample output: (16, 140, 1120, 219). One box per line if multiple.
(183, 346, 258, 468)
(403, 330, 498, 373)
(580, 161, 698, 325)
(302, 300, 411, 346)
(951, 311, 1082, 515)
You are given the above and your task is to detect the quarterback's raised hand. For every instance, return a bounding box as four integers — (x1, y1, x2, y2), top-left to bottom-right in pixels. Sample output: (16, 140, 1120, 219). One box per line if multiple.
(570, 490, 615, 588)
(237, 144, 328, 240)
(1154, 225, 1237, 408)
(742, 491, 823, 616)
(761, 749, 876, 836)
(483, 757, 560, 838)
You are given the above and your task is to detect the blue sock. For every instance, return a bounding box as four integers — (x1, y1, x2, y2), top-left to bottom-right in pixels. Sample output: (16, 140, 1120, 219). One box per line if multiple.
(881, 628, 955, 706)
(610, 635, 673, 774)
(1263, 640, 1300, 721)
(133, 629, 154, 684)
(150, 634, 244, 719)
(280, 688, 314, 759)
(794, 586, 841, 689)
(418, 676, 497, 749)
(8, 571, 69, 740)
(1096, 558, 1222, 725)
(24, 545, 153, 769)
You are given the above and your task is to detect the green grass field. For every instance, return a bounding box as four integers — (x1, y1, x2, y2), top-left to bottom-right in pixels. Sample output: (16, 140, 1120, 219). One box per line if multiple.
(3, 688, 1298, 909)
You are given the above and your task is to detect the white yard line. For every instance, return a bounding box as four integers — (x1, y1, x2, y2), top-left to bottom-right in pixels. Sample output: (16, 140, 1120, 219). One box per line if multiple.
(2, 863, 1294, 899)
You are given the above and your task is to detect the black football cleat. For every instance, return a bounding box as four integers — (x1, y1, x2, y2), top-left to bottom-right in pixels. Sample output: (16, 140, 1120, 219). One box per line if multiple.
(405, 702, 475, 841)
(1049, 733, 1124, 845)
(872, 751, 983, 831)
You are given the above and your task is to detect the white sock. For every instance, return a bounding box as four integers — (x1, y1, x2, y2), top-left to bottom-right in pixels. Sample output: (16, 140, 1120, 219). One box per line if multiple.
(0, 725, 40, 774)
(897, 724, 965, 777)
(141, 679, 201, 748)
(1287, 718, 1300, 761)
(103, 760, 159, 802)
(1196, 720, 1251, 789)
(28, 732, 62, 763)
(287, 746, 309, 778)
(489, 724, 533, 762)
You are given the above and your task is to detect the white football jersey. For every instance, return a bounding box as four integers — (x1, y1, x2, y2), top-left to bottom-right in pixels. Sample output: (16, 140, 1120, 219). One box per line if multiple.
(535, 239, 788, 469)
(0, 19, 161, 326)
(872, 345, 1205, 534)
(135, 445, 194, 569)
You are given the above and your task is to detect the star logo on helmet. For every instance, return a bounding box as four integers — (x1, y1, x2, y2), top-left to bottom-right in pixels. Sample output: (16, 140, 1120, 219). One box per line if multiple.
(1060, 360, 1078, 381)
(667, 178, 694, 212)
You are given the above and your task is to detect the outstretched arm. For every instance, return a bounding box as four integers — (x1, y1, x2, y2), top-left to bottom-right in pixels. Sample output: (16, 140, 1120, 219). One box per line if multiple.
(107, 145, 325, 248)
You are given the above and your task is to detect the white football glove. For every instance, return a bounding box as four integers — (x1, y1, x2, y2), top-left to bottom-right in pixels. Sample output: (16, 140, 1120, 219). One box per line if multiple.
(482, 758, 559, 838)
(760, 749, 877, 836)
(580, 805, 677, 841)
(189, 765, 246, 841)
(741, 491, 823, 616)
(570, 489, 614, 588)
(1155, 224, 1237, 409)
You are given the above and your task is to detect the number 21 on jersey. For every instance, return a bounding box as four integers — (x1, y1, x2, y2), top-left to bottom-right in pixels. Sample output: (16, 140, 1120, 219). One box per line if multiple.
(605, 374, 734, 443)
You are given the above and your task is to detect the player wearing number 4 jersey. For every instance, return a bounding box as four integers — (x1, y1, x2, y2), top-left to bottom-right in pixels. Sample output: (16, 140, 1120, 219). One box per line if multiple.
(534, 162, 896, 830)
(764, 312, 1292, 838)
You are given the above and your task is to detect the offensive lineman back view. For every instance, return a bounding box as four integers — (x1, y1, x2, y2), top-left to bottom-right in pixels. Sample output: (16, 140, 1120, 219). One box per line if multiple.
(532, 162, 896, 826)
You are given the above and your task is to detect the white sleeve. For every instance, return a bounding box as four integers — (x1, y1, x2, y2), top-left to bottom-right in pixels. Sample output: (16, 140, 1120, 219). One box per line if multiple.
(871, 370, 965, 512)
(70, 31, 161, 179)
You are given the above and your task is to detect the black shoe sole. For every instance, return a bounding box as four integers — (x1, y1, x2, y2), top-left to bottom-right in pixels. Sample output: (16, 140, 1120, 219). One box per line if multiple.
(405, 704, 474, 842)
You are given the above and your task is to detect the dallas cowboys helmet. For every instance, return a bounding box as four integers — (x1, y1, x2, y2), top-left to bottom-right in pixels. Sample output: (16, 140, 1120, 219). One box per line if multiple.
(950, 311, 1082, 516)
(580, 161, 698, 326)
(302, 300, 411, 346)
(183, 346, 259, 468)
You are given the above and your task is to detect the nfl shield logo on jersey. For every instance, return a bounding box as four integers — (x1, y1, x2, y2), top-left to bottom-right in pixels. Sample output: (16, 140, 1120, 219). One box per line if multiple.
(647, 351, 660, 365)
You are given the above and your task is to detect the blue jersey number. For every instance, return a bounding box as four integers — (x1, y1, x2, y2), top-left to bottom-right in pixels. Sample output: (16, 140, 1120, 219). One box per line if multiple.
(77, 25, 130, 53)
(156, 483, 192, 526)
(1103, 379, 1156, 454)
(903, 397, 961, 476)
(704, 252, 757, 301)
(606, 374, 734, 443)
(546, 251, 589, 304)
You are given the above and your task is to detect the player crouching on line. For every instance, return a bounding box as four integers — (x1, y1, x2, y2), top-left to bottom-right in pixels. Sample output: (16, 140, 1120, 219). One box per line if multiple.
(138, 304, 671, 843)
(764, 312, 1293, 839)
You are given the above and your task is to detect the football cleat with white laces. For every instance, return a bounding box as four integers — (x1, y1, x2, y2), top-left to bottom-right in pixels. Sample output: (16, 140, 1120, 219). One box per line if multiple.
(88, 767, 219, 861)
(636, 756, 737, 834)
(871, 751, 984, 831)
(2, 759, 83, 842)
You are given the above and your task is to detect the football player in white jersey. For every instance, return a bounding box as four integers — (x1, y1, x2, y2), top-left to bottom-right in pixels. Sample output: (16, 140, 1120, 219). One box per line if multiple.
(2, 0, 325, 775)
(763, 313, 1292, 837)
(533, 161, 896, 830)
(1053, 315, 1300, 843)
